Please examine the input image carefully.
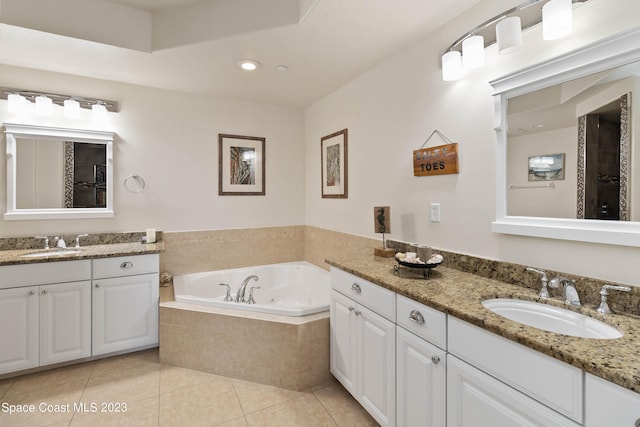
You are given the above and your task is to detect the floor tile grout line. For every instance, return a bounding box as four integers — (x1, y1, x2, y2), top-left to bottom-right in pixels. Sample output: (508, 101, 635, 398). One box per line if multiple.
(311, 389, 341, 427)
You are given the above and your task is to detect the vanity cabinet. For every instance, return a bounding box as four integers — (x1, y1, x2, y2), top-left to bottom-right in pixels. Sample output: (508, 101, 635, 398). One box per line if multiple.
(585, 373, 640, 427)
(92, 254, 159, 355)
(330, 268, 396, 427)
(0, 260, 92, 375)
(448, 316, 582, 426)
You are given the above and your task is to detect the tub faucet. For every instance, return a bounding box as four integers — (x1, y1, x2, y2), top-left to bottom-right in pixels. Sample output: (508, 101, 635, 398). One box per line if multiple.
(235, 275, 259, 303)
(549, 276, 581, 306)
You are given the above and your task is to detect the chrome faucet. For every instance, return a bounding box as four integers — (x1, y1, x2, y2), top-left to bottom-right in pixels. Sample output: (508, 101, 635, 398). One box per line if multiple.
(35, 236, 50, 250)
(549, 276, 581, 306)
(526, 267, 550, 298)
(235, 275, 259, 303)
(75, 234, 88, 248)
(53, 236, 66, 249)
(596, 284, 631, 314)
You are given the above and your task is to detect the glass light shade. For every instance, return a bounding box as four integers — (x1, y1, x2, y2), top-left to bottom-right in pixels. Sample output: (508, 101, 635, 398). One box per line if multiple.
(35, 95, 53, 115)
(64, 99, 80, 118)
(496, 16, 522, 55)
(92, 103, 107, 121)
(442, 51, 463, 81)
(543, 0, 572, 40)
(462, 35, 485, 69)
(7, 93, 27, 113)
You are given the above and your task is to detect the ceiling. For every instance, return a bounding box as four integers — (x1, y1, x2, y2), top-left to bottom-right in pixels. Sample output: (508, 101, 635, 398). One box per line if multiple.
(0, 0, 482, 107)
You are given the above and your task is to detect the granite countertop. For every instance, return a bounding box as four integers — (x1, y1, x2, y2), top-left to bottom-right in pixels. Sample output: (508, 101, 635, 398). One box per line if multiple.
(0, 241, 165, 266)
(326, 253, 640, 395)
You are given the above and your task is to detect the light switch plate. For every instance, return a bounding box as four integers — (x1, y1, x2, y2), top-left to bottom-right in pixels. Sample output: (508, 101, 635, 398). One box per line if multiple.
(430, 203, 441, 222)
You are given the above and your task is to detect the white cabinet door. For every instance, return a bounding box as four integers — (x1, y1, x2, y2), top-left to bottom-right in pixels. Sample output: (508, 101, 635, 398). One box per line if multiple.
(92, 273, 159, 355)
(330, 288, 396, 427)
(39, 281, 91, 365)
(396, 326, 446, 427)
(358, 303, 395, 427)
(447, 355, 580, 427)
(330, 289, 357, 394)
(585, 373, 640, 427)
(0, 286, 39, 374)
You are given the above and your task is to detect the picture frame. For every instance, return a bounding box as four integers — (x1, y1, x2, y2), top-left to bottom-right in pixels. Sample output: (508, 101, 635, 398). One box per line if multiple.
(528, 153, 565, 181)
(218, 134, 265, 195)
(321, 129, 348, 198)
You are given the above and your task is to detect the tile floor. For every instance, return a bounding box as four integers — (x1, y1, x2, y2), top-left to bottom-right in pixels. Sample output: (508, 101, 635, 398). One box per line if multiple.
(0, 349, 379, 426)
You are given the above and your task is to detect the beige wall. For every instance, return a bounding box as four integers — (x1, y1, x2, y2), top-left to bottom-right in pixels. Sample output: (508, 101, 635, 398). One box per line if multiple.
(304, 0, 640, 286)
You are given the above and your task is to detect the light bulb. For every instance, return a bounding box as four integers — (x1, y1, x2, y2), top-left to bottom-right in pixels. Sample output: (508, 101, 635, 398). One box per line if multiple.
(496, 16, 522, 55)
(64, 99, 80, 118)
(442, 51, 463, 82)
(543, 0, 572, 40)
(35, 95, 53, 115)
(462, 35, 485, 69)
(8, 93, 27, 114)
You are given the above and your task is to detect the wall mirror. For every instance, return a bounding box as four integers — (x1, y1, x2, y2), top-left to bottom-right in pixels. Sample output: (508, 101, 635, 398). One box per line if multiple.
(491, 28, 640, 246)
(4, 123, 114, 220)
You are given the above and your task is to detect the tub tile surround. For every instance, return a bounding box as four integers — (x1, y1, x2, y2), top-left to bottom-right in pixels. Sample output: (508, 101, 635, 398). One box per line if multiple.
(326, 253, 640, 394)
(159, 302, 331, 391)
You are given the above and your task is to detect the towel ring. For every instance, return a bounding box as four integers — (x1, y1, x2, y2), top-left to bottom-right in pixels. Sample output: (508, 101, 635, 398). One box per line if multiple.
(124, 175, 145, 193)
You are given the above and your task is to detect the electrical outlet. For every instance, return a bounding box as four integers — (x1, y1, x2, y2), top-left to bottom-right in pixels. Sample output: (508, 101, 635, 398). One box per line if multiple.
(430, 203, 441, 222)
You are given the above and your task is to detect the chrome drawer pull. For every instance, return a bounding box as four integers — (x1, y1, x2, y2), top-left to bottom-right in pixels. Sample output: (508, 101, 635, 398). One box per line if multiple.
(409, 309, 425, 325)
(431, 355, 440, 364)
(41, 289, 48, 295)
(351, 283, 362, 294)
(120, 262, 134, 269)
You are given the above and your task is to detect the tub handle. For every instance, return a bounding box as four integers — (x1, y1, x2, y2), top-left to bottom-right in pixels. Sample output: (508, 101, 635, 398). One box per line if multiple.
(351, 283, 362, 294)
(218, 283, 232, 302)
(247, 286, 261, 305)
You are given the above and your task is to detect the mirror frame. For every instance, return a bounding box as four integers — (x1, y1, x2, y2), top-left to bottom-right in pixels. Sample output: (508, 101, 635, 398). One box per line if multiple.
(4, 123, 115, 220)
(491, 28, 640, 247)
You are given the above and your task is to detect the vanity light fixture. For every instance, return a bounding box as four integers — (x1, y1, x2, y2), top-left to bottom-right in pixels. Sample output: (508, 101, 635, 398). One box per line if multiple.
(442, 50, 463, 81)
(64, 99, 81, 118)
(543, 0, 573, 40)
(441, 0, 586, 81)
(236, 59, 261, 71)
(462, 35, 485, 69)
(1, 87, 119, 119)
(35, 95, 53, 115)
(91, 102, 108, 122)
(496, 16, 523, 55)
(7, 93, 27, 114)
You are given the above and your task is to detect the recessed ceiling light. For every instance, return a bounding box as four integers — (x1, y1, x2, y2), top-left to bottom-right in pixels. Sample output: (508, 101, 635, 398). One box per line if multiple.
(276, 65, 288, 72)
(236, 59, 261, 71)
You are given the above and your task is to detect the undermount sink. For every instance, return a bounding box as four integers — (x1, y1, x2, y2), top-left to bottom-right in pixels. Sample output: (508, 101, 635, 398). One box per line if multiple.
(20, 249, 83, 258)
(482, 298, 622, 339)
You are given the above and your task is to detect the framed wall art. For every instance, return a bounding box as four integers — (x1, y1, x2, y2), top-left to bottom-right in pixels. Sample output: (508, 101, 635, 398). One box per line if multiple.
(528, 153, 565, 181)
(218, 134, 265, 195)
(321, 128, 348, 198)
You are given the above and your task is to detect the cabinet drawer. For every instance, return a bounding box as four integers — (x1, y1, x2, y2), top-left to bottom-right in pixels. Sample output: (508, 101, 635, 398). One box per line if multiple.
(0, 260, 91, 289)
(93, 254, 159, 279)
(448, 316, 583, 423)
(396, 294, 446, 350)
(331, 267, 395, 321)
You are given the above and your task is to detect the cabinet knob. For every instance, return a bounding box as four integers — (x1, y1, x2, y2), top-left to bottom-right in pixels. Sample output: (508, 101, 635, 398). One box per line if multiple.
(409, 309, 425, 325)
(351, 283, 362, 294)
(354, 310, 362, 316)
(348, 306, 355, 312)
(120, 261, 134, 269)
(28, 290, 35, 296)
(635, 418, 640, 427)
(431, 355, 441, 364)
(95, 283, 101, 288)
(41, 289, 48, 295)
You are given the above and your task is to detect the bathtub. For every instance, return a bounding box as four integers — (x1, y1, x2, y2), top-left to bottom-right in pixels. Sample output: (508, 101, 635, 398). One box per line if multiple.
(172, 261, 330, 316)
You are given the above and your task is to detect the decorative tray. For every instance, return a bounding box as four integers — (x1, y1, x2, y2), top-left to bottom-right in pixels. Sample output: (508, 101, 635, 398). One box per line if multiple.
(394, 254, 443, 279)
